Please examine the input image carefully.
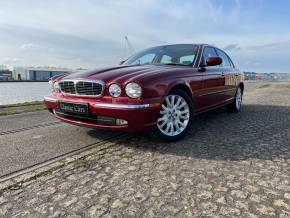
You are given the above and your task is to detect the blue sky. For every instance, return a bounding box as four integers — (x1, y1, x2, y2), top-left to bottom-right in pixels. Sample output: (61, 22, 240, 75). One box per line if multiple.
(0, 0, 290, 73)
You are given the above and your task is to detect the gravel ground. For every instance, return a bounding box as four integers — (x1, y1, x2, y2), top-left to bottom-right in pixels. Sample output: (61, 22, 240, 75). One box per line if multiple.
(0, 82, 289, 217)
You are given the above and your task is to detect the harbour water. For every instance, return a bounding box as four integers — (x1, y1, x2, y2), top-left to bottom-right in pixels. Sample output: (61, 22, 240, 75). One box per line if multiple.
(0, 82, 50, 105)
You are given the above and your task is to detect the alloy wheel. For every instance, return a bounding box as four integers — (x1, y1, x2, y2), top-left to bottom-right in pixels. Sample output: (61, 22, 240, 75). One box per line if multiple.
(235, 87, 242, 109)
(157, 94, 190, 137)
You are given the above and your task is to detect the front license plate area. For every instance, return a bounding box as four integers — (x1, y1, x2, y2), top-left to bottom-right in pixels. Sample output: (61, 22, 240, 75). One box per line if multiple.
(59, 101, 89, 116)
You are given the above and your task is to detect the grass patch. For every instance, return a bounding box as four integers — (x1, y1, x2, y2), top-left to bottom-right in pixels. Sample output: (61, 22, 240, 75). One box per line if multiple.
(0, 108, 45, 116)
(259, 84, 271, 88)
(287, 84, 290, 89)
(0, 100, 43, 109)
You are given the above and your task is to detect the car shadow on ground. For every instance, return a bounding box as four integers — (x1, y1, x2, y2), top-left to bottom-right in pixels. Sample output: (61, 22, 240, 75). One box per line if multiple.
(87, 104, 290, 161)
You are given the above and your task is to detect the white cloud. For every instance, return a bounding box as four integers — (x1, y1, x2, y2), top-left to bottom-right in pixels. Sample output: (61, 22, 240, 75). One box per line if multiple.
(0, 57, 22, 69)
(20, 43, 39, 50)
(20, 43, 55, 52)
(0, 57, 21, 64)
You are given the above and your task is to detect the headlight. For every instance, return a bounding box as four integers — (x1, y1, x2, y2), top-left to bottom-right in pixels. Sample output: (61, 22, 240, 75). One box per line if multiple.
(48, 80, 60, 92)
(53, 82, 60, 92)
(48, 80, 54, 91)
(109, 84, 121, 97)
(125, 82, 142, 98)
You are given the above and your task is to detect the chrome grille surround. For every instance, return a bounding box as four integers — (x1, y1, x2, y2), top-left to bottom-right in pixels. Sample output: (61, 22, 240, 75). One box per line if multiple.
(58, 79, 104, 96)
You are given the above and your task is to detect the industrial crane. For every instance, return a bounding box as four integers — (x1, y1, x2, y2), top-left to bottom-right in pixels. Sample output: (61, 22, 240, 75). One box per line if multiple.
(124, 36, 135, 57)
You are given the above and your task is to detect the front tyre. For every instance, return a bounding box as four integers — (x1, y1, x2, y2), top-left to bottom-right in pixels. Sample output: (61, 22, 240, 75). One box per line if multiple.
(226, 86, 243, 112)
(155, 89, 193, 141)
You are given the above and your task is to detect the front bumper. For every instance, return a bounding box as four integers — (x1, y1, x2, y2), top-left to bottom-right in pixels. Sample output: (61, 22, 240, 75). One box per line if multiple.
(44, 95, 161, 131)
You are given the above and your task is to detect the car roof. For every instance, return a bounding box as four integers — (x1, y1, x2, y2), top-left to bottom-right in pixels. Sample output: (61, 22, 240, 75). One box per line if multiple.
(149, 43, 216, 49)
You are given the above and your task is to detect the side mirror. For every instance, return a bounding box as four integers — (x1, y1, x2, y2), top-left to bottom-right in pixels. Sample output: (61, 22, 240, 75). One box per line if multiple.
(206, 57, 222, 66)
(118, 60, 125, 65)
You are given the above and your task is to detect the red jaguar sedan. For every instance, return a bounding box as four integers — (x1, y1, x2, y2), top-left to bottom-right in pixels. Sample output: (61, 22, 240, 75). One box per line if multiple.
(44, 44, 244, 141)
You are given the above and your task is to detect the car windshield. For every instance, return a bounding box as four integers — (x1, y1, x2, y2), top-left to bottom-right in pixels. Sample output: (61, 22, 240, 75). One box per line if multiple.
(124, 44, 198, 66)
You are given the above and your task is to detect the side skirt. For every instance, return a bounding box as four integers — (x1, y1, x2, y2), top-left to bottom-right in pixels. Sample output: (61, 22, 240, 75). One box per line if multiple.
(194, 98, 235, 115)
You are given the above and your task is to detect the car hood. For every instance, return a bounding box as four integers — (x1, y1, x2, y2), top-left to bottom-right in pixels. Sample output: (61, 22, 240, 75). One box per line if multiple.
(62, 65, 190, 85)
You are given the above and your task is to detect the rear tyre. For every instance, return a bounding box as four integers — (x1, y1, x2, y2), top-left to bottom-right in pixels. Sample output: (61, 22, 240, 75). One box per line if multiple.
(155, 89, 193, 141)
(226, 86, 243, 112)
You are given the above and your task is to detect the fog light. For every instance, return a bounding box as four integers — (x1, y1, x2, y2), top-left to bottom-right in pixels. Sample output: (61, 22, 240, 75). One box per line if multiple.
(116, 119, 128, 125)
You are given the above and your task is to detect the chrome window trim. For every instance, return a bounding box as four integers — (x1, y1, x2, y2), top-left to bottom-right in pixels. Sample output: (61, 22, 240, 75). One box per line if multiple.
(94, 103, 150, 109)
(59, 79, 105, 97)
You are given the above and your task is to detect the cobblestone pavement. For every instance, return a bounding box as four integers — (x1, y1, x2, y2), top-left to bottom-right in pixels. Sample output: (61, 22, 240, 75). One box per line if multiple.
(0, 82, 290, 217)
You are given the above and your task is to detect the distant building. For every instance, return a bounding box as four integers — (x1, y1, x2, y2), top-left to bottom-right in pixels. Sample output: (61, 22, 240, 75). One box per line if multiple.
(244, 72, 290, 81)
(244, 72, 260, 80)
(12, 67, 71, 81)
(0, 69, 13, 81)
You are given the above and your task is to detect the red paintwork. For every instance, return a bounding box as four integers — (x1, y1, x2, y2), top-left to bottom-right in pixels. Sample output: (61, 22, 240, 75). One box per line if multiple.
(44, 44, 244, 131)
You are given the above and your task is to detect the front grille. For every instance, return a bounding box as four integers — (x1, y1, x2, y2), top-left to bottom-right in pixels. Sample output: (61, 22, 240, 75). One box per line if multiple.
(59, 81, 76, 94)
(76, 81, 103, 96)
(59, 80, 103, 96)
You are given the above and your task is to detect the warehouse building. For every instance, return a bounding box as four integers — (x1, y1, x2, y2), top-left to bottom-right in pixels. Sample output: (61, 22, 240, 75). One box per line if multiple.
(13, 67, 71, 81)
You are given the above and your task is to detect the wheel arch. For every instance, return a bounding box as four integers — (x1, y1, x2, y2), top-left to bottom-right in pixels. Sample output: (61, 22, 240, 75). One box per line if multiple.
(166, 81, 193, 100)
